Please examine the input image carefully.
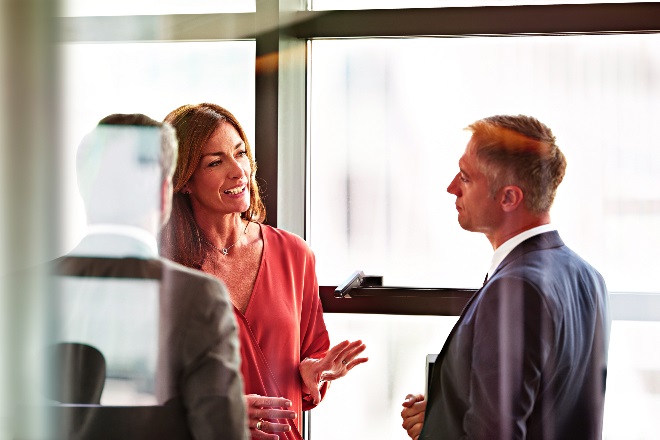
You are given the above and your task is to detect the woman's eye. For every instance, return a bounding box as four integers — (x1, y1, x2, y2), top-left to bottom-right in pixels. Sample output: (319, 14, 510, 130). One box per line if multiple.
(237, 150, 247, 157)
(208, 160, 221, 167)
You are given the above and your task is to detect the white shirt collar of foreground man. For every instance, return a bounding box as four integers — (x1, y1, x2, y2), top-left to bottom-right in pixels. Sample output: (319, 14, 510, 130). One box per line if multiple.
(68, 224, 159, 259)
(487, 223, 556, 282)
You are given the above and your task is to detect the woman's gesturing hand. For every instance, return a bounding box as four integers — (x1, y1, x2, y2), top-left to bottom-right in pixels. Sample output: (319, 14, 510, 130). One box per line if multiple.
(299, 339, 368, 404)
(246, 394, 296, 439)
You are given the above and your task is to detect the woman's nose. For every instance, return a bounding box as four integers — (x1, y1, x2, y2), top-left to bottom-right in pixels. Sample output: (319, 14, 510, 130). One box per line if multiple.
(227, 157, 245, 178)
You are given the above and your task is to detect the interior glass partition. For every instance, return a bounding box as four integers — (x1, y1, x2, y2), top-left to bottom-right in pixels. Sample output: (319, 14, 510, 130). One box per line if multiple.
(58, 41, 255, 255)
(55, 3, 660, 439)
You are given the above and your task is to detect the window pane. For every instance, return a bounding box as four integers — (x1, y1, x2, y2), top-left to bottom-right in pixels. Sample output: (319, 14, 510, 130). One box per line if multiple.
(59, 0, 255, 16)
(310, 0, 657, 11)
(309, 34, 660, 293)
(313, 316, 660, 439)
(315, 314, 459, 437)
(309, 33, 660, 440)
(59, 41, 255, 254)
(604, 320, 660, 439)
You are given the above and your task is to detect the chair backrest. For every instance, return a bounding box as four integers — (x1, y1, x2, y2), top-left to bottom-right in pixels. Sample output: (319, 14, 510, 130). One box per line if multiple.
(47, 342, 106, 404)
(51, 403, 193, 440)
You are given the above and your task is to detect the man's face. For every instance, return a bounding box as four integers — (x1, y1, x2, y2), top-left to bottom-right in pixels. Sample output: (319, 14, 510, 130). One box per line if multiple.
(446, 138, 503, 235)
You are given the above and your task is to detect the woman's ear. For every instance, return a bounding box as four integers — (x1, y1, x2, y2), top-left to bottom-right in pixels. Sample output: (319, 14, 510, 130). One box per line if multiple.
(500, 185, 524, 212)
(181, 183, 191, 195)
(161, 179, 173, 225)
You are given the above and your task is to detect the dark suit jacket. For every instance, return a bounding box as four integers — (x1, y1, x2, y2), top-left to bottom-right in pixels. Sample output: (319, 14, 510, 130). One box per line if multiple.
(51, 254, 249, 440)
(422, 231, 610, 440)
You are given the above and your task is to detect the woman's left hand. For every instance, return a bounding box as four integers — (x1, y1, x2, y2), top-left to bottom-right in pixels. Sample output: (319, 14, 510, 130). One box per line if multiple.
(299, 339, 368, 404)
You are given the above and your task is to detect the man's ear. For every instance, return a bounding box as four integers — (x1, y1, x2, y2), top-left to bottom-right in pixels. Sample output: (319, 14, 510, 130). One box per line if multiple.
(500, 185, 524, 212)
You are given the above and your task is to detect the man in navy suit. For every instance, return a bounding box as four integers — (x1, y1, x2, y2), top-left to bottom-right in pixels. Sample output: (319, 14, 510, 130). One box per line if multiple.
(401, 115, 610, 439)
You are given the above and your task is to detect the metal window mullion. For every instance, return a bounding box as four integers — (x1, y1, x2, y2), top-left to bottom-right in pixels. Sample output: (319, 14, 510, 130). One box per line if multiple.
(288, 3, 660, 39)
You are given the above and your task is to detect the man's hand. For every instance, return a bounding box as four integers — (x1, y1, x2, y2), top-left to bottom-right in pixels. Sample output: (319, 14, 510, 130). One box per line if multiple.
(401, 393, 427, 440)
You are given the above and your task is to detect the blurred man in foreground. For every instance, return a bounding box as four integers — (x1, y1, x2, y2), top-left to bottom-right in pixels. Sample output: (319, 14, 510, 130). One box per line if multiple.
(49, 114, 248, 439)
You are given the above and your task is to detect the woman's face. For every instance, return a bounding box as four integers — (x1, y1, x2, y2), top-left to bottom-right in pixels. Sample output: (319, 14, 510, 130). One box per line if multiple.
(183, 120, 252, 218)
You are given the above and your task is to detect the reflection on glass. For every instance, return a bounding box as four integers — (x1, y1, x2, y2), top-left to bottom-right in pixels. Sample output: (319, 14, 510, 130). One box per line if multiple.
(59, 41, 255, 253)
(54, 278, 160, 405)
(59, 0, 255, 16)
(309, 34, 660, 293)
(310, 0, 656, 11)
(52, 125, 163, 405)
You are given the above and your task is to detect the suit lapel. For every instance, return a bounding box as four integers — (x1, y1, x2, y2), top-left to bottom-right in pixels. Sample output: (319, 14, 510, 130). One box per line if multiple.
(431, 231, 564, 374)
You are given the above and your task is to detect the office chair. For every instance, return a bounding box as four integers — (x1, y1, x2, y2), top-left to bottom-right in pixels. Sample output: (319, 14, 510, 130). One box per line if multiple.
(47, 342, 106, 405)
(43, 343, 192, 439)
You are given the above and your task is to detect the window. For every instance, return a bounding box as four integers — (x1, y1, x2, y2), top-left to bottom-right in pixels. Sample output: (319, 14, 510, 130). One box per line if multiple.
(308, 32, 660, 440)
(309, 34, 660, 293)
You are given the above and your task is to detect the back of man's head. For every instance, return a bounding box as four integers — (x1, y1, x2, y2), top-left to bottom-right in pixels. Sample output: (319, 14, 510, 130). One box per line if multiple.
(76, 113, 178, 230)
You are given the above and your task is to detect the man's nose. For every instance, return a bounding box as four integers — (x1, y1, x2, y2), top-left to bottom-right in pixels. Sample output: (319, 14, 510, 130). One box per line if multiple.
(447, 173, 460, 195)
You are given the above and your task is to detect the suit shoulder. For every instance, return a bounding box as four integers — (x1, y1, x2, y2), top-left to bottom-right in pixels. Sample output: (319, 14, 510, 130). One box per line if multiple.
(159, 257, 228, 296)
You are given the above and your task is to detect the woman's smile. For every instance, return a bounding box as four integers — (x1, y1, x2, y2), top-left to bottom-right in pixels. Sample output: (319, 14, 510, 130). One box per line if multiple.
(224, 184, 246, 196)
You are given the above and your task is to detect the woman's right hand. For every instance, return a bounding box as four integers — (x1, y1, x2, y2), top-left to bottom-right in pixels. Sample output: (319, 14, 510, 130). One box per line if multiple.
(246, 394, 296, 439)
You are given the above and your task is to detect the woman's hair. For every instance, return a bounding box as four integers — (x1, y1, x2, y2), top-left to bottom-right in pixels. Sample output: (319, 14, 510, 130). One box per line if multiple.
(467, 115, 566, 214)
(159, 103, 266, 267)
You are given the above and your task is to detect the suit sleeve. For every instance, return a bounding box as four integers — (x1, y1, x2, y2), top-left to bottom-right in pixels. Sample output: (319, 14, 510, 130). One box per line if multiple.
(180, 277, 249, 440)
(463, 277, 554, 439)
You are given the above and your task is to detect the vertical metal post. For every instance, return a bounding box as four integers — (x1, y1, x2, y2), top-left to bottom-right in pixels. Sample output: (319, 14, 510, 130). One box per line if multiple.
(302, 410, 312, 439)
(255, 0, 307, 236)
(255, 0, 280, 227)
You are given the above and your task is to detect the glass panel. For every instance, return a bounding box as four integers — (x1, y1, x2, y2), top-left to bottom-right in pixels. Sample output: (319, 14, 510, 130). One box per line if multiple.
(312, 316, 660, 439)
(309, 34, 660, 293)
(59, 0, 255, 17)
(54, 278, 160, 405)
(58, 41, 255, 255)
(309, 33, 660, 440)
(314, 314, 459, 438)
(310, 0, 657, 11)
(603, 320, 660, 439)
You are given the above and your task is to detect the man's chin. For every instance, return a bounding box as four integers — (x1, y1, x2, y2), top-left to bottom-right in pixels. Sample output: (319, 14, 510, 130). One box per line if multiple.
(457, 218, 474, 232)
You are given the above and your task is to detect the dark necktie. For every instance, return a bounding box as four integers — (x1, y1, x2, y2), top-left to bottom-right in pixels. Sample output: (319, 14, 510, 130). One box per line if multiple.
(483, 273, 489, 287)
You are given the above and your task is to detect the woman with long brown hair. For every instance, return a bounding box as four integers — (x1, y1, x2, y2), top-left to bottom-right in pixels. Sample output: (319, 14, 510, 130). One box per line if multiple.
(160, 103, 367, 440)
